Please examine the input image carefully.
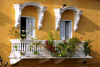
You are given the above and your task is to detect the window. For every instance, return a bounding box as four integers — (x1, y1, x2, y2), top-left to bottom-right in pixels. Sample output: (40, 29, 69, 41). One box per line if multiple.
(60, 20, 72, 40)
(20, 16, 35, 39)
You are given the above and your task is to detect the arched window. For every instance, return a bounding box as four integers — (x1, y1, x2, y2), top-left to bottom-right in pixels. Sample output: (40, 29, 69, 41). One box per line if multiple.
(54, 6, 83, 40)
(13, 2, 47, 39)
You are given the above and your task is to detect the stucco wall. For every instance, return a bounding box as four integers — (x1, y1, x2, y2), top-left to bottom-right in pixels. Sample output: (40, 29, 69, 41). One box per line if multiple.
(0, 0, 100, 67)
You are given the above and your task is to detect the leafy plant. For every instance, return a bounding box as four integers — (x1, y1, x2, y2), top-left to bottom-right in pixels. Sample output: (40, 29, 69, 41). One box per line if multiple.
(18, 50, 26, 55)
(57, 37, 81, 57)
(30, 41, 41, 54)
(45, 40, 58, 56)
(20, 51, 26, 55)
(8, 26, 20, 39)
(45, 31, 59, 40)
(68, 37, 81, 44)
(14, 45, 18, 51)
(34, 51, 38, 54)
(83, 39, 93, 56)
(45, 31, 60, 56)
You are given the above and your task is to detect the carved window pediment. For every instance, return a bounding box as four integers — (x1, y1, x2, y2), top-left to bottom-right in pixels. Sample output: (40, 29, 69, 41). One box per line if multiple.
(13, 2, 47, 29)
(54, 6, 83, 31)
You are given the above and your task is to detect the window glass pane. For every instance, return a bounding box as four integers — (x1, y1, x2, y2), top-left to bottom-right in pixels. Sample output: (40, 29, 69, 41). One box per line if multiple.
(65, 21, 69, 39)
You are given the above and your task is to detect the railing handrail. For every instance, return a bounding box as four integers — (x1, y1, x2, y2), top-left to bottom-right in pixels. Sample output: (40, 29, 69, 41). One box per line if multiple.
(10, 39, 63, 43)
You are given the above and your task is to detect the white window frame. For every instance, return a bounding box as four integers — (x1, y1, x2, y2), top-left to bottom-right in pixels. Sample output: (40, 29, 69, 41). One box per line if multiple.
(20, 16, 35, 39)
(60, 19, 72, 40)
(54, 6, 83, 31)
(13, 2, 47, 29)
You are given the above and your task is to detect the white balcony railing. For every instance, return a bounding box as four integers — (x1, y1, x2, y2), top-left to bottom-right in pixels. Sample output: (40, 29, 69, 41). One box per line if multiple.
(9, 39, 92, 65)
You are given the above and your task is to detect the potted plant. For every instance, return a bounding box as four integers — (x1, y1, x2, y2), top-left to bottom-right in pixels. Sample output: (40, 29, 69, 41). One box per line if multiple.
(83, 39, 93, 56)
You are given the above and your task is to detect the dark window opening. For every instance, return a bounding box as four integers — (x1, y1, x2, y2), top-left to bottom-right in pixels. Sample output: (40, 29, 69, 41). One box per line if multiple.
(20, 17, 26, 39)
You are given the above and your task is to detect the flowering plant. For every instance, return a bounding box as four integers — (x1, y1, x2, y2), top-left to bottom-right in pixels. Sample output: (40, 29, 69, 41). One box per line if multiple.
(18, 50, 26, 55)
(57, 37, 81, 57)
(45, 40, 58, 55)
(83, 39, 93, 56)
(45, 31, 60, 56)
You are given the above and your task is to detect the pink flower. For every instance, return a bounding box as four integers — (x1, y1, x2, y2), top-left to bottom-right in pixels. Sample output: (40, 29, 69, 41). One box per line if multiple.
(80, 37, 82, 39)
(18, 50, 21, 51)
(22, 52, 24, 53)
(25, 50, 27, 51)
(63, 40, 66, 42)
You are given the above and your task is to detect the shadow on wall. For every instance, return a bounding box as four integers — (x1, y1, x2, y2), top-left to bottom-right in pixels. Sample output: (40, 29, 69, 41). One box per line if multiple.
(0, 12, 14, 26)
(87, 49, 100, 64)
(35, 0, 100, 10)
(76, 15, 100, 34)
(40, 10, 55, 32)
(0, 42, 11, 56)
(71, 0, 100, 10)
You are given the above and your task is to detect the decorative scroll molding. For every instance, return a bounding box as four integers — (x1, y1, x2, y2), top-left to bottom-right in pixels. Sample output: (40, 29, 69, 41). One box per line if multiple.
(54, 6, 83, 31)
(13, 2, 47, 29)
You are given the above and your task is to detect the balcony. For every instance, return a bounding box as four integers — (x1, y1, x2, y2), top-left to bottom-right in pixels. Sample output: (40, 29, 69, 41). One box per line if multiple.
(9, 39, 92, 65)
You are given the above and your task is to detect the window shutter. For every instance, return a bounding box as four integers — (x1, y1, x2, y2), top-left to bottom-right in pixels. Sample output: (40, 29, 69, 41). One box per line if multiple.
(26, 18, 29, 39)
(26, 18, 35, 39)
(31, 18, 35, 38)
(60, 21, 65, 40)
(69, 21, 72, 38)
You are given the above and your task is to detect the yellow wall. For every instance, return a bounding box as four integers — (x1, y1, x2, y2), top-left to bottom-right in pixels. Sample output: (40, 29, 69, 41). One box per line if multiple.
(0, 0, 100, 67)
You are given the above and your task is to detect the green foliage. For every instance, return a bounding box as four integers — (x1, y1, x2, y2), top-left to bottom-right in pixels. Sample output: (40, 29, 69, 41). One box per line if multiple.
(68, 37, 81, 44)
(8, 26, 20, 39)
(14, 45, 18, 51)
(47, 40, 54, 46)
(30, 45, 33, 50)
(20, 51, 26, 55)
(45, 31, 60, 56)
(34, 51, 38, 54)
(83, 39, 93, 56)
(45, 31, 59, 40)
(30, 41, 41, 54)
(57, 37, 81, 57)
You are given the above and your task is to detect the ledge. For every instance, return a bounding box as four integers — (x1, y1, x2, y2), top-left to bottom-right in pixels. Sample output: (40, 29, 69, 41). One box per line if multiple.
(9, 55, 92, 65)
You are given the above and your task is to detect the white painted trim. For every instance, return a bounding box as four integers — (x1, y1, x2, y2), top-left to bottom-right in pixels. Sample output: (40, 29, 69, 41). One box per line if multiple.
(21, 16, 35, 19)
(60, 19, 72, 39)
(54, 6, 83, 31)
(13, 2, 47, 29)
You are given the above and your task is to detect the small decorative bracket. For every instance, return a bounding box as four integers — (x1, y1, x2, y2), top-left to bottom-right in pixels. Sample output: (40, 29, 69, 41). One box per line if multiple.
(13, 2, 47, 29)
(54, 6, 83, 31)
(38, 59, 50, 64)
(54, 59, 65, 64)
